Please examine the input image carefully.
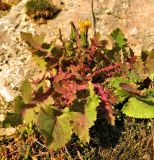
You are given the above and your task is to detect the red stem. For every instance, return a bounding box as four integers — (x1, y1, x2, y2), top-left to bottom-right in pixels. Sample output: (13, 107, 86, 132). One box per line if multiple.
(86, 63, 121, 80)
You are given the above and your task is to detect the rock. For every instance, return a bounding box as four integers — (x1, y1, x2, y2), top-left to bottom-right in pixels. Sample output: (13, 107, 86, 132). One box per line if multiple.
(0, 0, 35, 92)
(94, 0, 154, 52)
(36, 0, 154, 54)
(35, 0, 94, 43)
(0, 78, 18, 102)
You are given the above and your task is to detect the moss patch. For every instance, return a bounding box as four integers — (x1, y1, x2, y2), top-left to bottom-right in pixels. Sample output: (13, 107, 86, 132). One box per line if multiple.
(26, 0, 60, 23)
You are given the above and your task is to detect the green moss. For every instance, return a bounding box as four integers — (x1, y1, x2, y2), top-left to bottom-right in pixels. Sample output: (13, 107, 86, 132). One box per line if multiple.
(26, 0, 51, 13)
(26, 0, 60, 22)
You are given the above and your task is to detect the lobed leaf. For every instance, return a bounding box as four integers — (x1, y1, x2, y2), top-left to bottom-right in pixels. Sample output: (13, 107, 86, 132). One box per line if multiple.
(69, 112, 89, 142)
(85, 82, 101, 128)
(127, 70, 141, 83)
(2, 113, 22, 127)
(122, 97, 154, 118)
(21, 32, 45, 52)
(49, 112, 72, 150)
(110, 28, 125, 48)
(14, 96, 25, 114)
(69, 83, 100, 142)
(22, 105, 40, 123)
(20, 79, 33, 104)
(32, 54, 47, 71)
(109, 77, 130, 89)
(37, 105, 59, 145)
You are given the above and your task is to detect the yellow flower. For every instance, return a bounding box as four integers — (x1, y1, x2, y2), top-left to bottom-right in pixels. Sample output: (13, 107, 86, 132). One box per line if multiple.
(79, 20, 92, 32)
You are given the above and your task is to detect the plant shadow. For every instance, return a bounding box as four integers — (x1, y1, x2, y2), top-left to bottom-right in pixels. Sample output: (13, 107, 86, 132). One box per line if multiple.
(90, 110, 124, 149)
(66, 109, 124, 160)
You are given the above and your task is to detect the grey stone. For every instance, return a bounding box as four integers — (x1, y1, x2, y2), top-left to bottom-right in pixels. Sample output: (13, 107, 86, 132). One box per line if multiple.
(0, 0, 35, 92)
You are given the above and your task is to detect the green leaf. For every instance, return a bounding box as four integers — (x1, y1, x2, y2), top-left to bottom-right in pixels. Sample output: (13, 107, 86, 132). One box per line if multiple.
(2, 113, 22, 127)
(21, 32, 45, 51)
(37, 105, 58, 145)
(69, 112, 89, 142)
(114, 88, 130, 103)
(80, 30, 88, 48)
(127, 70, 141, 82)
(32, 54, 47, 70)
(51, 47, 63, 57)
(70, 21, 77, 41)
(3, 96, 25, 127)
(71, 99, 86, 113)
(71, 82, 100, 142)
(20, 79, 33, 104)
(135, 52, 154, 80)
(110, 28, 125, 48)
(22, 105, 40, 123)
(68, 83, 100, 143)
(146, 58, 154, 80)
(145, 89, 154, 97)
(65, 41, 75, 56)
(109, 77, 130, 89)
(85, 82, 101, 128)
(142, 89, 154, 103)
(142, 49, 154, 61)
(35, 80, 51, 98)
(134, 57, 146, 80)
(37, 105, 72, 150)
(14, 96, 25, 114)
(49, 113, 72, 150)
(122, 97, 154, 118)
(42, 96, 54, 106)
(148, 50, 154, 59)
